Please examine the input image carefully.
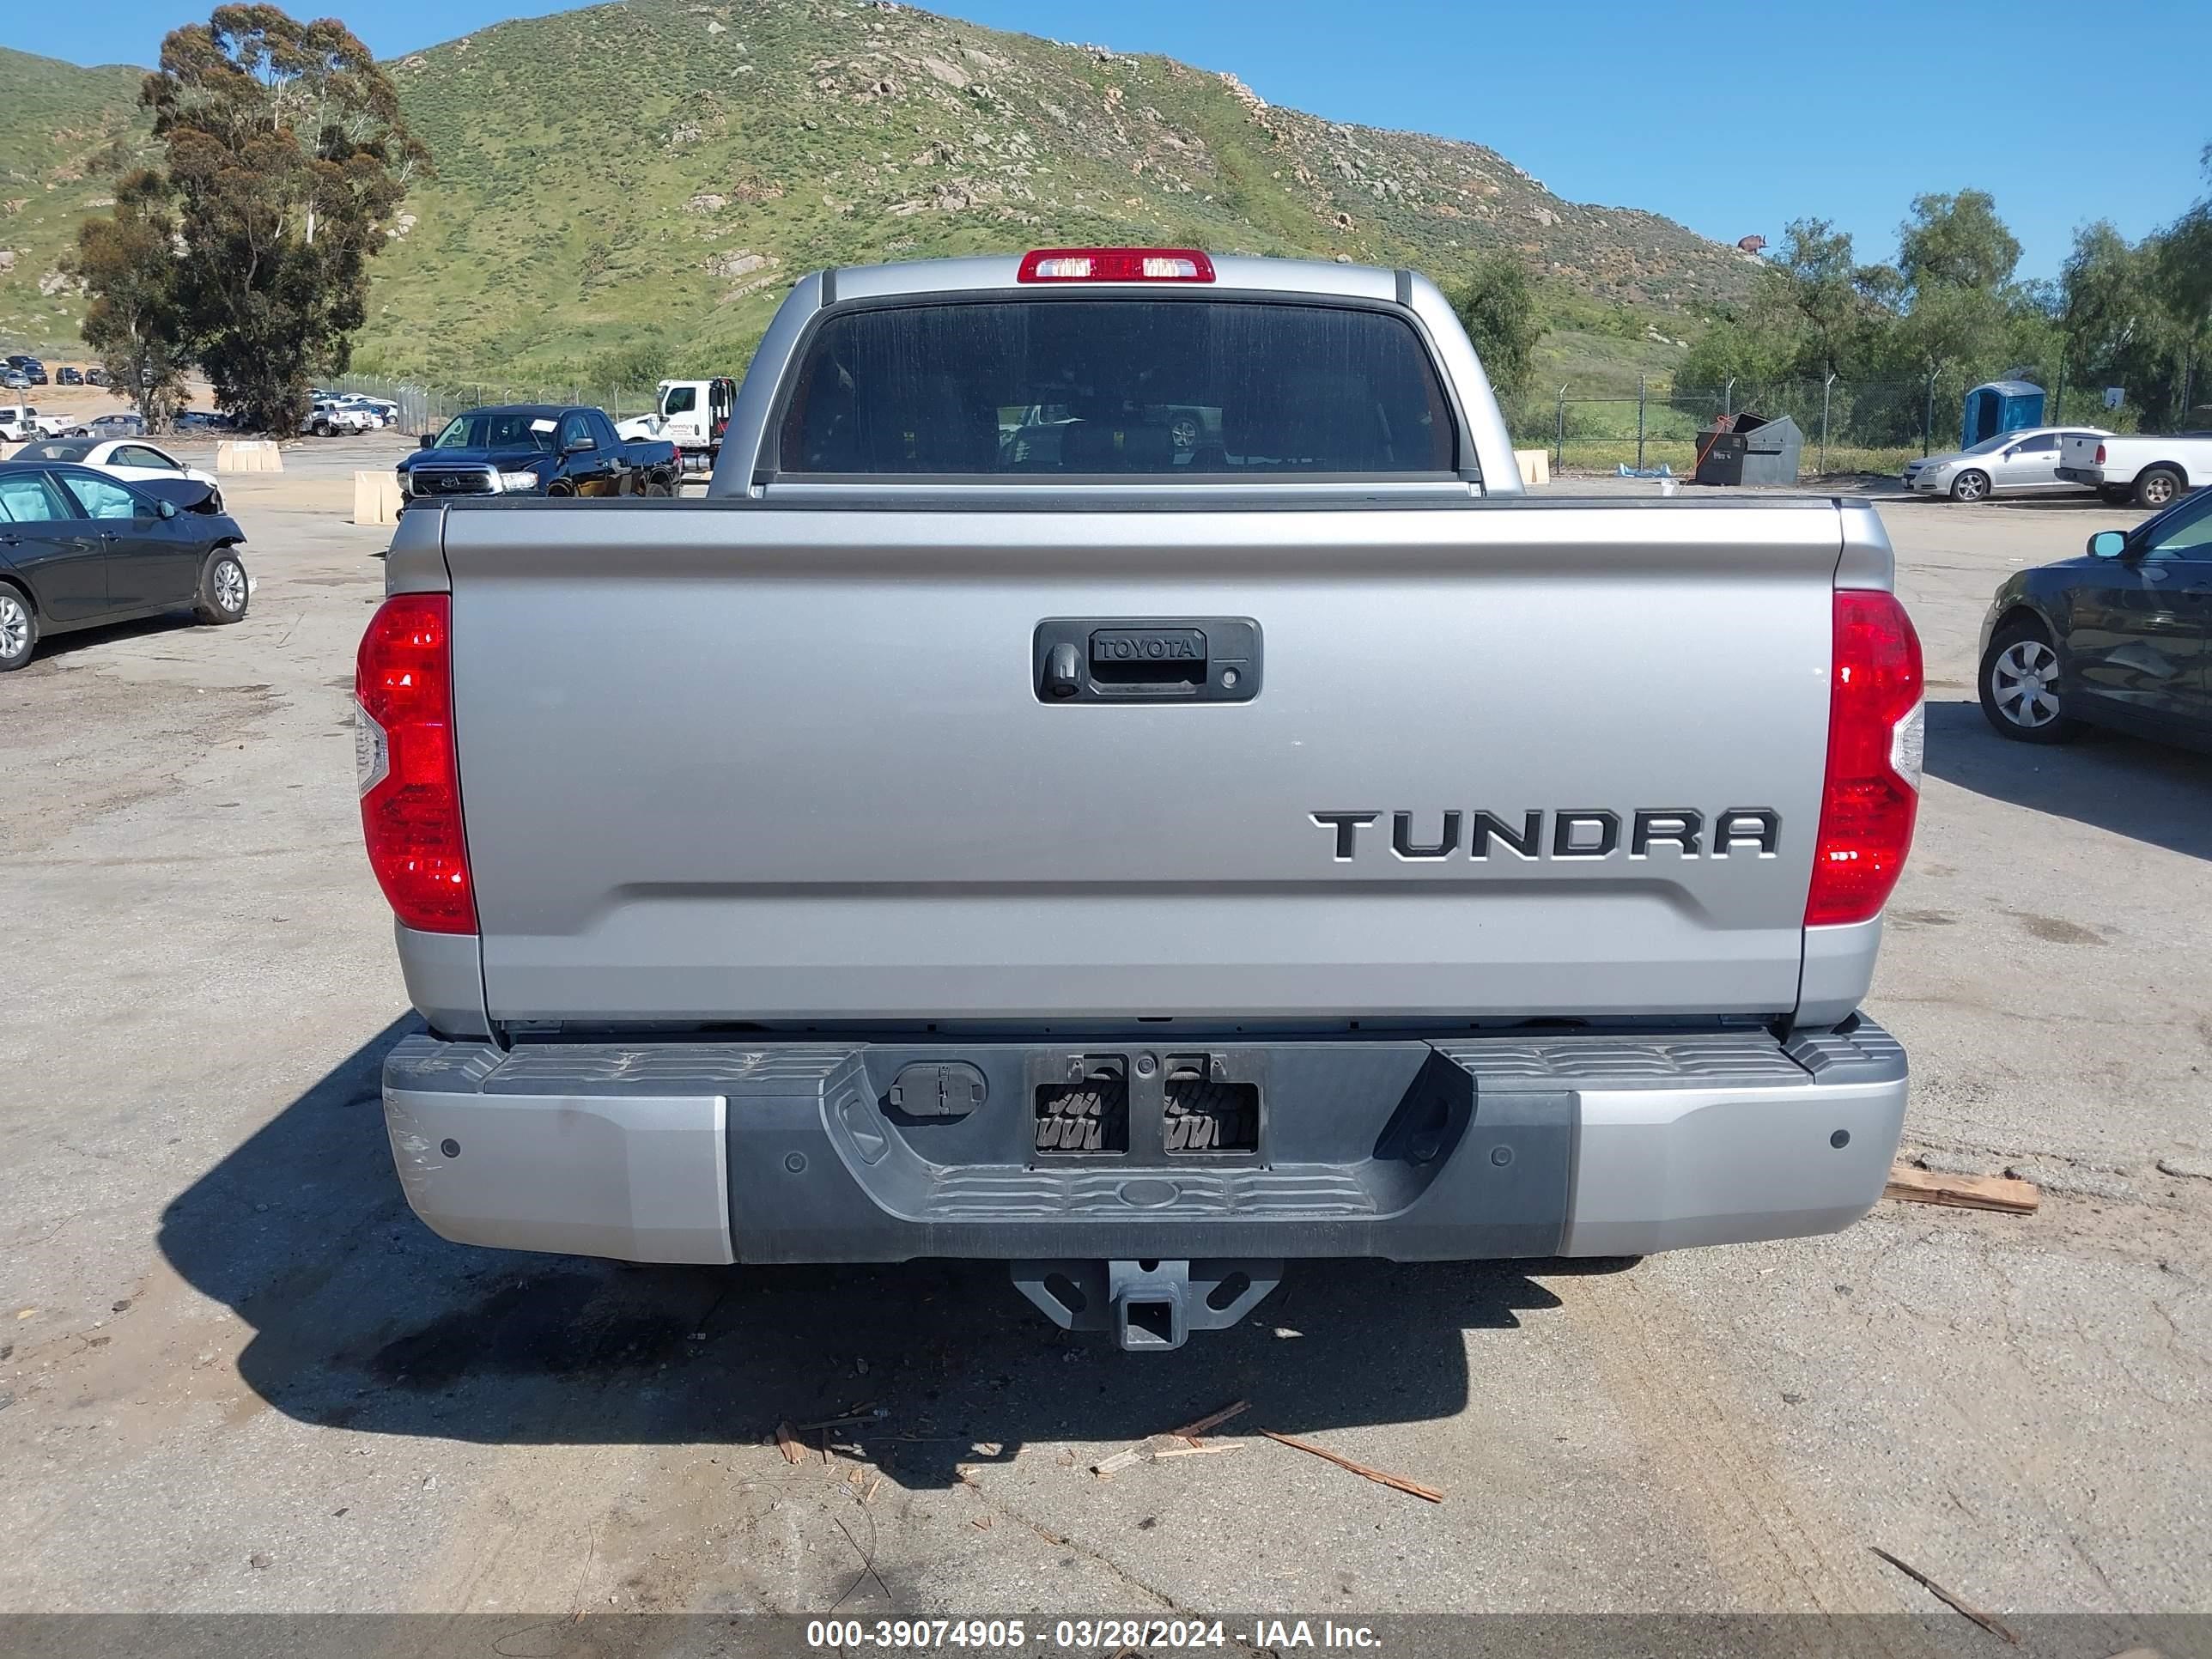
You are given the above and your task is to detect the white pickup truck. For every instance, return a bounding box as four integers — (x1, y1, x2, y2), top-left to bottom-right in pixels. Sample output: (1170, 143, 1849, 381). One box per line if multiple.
(0, 404, 72, 443)
(2057, 431, 2212, 507)
(365, 248, 1923, 1350)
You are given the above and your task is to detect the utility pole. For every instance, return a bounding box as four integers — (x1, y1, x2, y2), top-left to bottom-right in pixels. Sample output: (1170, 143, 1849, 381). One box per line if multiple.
(1555, 386, 1567, 471)
(1820, 374, 1835, 475)
(1636, 375, 1647, 472)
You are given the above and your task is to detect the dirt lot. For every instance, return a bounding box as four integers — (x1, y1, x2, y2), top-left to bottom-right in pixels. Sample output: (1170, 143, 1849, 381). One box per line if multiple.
(1, 447, 2207, 1640)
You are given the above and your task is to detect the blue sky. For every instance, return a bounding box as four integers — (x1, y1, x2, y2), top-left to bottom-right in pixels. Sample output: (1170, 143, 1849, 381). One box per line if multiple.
(11, 0, 2207, 281)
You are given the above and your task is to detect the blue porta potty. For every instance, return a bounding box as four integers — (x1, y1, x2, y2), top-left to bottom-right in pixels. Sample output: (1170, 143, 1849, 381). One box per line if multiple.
(1961, 380, 2046, 449)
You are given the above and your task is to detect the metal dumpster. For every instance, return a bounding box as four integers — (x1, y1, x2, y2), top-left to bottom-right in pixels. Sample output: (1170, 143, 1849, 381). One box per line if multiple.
(1735, 413, 1803, 485)
(1692, 421, 1746, 485)
(1695, 412, 1802, 486)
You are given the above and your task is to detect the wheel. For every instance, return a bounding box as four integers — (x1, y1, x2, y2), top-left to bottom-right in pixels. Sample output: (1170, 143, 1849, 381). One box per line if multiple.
(2135, 466, 2184, 509)
(2100, 486, 2133, 505)
(1949, 468, 1990, 503)
(194, 549, 249, 625)
(0, 585, 38, 671)
(1979, 619, 2081, 744)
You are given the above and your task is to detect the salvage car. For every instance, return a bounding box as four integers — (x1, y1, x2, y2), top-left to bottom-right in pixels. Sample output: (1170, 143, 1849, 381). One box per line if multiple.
(8, 437, 222, 508)
(367, 248, 1923, 1349)
(0, 462, 249, 671)
(336, 394, 400, 427)
(1902, 426, 2111, 502)
(1979, 483, 2212, 746)
(394, 403, 680, 503)
(307, 399, 379, 438)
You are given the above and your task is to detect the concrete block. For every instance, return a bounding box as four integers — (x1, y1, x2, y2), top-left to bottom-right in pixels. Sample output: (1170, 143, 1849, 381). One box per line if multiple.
(353, 469, 402, 526)
(1514, 447, 1551, 487)
(216, 440, 283, 474)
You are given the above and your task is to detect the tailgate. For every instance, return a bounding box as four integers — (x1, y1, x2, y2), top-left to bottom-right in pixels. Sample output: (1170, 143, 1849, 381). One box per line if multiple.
(2060, 434, 2104, 471)
(439, 499, 1856, 1024)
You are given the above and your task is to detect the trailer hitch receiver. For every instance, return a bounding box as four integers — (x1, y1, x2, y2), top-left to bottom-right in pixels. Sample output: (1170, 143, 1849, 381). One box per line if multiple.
(1011, 1259, 1282, 1351)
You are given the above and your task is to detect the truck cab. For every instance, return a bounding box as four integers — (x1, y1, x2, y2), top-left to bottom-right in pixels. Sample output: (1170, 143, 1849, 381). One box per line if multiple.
(615, 377, 736, 470)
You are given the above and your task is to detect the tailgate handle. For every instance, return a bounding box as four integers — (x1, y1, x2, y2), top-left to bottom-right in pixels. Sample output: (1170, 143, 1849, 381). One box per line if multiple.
(1034, 617, 1261, 704)
(1091, 627, 1207, 687)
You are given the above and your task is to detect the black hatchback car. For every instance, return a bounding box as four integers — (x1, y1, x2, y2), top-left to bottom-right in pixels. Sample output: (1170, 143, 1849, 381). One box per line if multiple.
(1980, 484, 2212, 748)
(0, 461, 251, 671)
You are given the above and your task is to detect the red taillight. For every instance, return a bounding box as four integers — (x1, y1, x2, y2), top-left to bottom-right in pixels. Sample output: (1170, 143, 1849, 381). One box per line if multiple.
(2094, 442, 2106, 464)
(1017, 247, 1215, 283)
(1807, 591, 1923, 927)
(356, 594, 476, 934)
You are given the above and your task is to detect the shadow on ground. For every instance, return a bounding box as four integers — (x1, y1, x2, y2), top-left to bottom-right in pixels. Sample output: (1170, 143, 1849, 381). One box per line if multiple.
(160, 1020, 1608, 1483)
(1925, 698, 2212, 861)
(24, 609, 207, 665)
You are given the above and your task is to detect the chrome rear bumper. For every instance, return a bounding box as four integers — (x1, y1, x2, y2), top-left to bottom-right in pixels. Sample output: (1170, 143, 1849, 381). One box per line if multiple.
(382, 1019, 1907, 1266)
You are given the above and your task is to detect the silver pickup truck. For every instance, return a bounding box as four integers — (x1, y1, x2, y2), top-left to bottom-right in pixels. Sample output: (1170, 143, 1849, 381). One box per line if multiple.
(362, 249, 1924, 1349)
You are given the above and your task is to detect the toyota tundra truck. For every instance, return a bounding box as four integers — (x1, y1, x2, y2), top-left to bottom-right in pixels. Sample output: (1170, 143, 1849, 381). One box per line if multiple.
(362, 248, 1923, 1350)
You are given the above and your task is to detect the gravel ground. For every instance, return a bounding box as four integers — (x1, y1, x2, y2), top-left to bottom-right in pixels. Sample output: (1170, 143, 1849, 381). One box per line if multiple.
(1, 445, 2206, 1637)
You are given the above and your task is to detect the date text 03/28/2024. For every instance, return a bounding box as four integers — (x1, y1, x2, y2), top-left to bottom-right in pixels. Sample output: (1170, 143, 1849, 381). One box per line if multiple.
(804, 1618, 1382, 1650)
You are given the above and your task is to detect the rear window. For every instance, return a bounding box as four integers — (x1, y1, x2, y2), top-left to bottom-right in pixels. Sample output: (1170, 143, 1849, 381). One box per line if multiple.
(775, 298, 1456, 478)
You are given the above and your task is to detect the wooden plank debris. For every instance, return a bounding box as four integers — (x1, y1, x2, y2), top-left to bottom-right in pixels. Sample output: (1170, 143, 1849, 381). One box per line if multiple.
(1170, 1399, 1250, 1441)
(1883, 1164, 2039, 1214)
(1091, 1433, 1238, 1476)
(1260, 1430, 1443, 1504)
(1091, 1399, 1251, 1477)
(1869, 1547, 2021, 1644)
(794, 1405, 884, 1432)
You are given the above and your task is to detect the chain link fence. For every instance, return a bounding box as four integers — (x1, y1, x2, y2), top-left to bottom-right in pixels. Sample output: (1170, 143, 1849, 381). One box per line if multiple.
(1514, 376, 2121, 478)
(338, 369, 1974, 474)
(322, 374, 669, 439)
(325, 368, 2181, 481)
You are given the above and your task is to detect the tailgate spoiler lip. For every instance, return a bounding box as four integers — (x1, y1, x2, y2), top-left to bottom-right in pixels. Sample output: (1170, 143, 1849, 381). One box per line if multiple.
(1833, 498, 1896, 592)
(384, 498, 453, 595)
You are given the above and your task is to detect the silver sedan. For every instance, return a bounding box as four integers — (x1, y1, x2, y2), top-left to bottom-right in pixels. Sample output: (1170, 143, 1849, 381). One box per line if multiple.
(1904, 427, 2111, 502)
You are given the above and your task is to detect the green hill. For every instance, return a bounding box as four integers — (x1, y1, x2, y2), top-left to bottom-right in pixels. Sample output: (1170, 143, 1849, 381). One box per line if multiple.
(3, 0, 1747, 386)
(0, 48, 161, 355)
